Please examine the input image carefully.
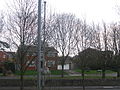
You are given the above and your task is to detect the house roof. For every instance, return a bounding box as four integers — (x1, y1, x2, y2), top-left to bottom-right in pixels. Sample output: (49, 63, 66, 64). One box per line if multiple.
(79, 48, 113, 55)
(45, 47, 58, 53)
(6, 52, 15, 55)
(57, 56, 72, 64)
(18, 45, 58, 54)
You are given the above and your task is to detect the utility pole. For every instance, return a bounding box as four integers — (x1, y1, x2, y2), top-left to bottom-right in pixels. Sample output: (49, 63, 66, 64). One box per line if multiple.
(42, 1, 46, 88)
(43, 1, 46, 48)
(37, 0, 43, 90)
(43, 1, 46, 37)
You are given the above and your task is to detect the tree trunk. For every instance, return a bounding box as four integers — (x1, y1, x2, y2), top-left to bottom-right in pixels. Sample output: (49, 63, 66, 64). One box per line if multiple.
(81, 69, 85, 90)
(61, 64, 64, 78)
(117, 69, 120, 78)
(102, 69, 105, 79)
(20, 70, 24, 90)
(2, 67, 6, 76)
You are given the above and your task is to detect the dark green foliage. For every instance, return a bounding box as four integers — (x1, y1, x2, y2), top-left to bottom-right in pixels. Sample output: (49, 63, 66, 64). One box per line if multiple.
(77, 48, 113, 70)
(0, 68, 3, 73)
(4, 61, 15, 73)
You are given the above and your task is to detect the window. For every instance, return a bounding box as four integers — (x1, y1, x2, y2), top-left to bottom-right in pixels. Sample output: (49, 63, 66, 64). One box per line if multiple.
(27, 61, 35, 66)
(47, 61, 55, 67)
(3, 55, 6, 58)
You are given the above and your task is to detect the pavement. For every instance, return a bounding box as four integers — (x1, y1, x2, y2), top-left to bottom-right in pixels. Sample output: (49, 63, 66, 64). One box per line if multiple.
(0, 71, 119, 90)
(0, 86, 120, 90)
(65, 70, 117, 77)
(0, 70, 117, 79)
(0, 70, 119, 90)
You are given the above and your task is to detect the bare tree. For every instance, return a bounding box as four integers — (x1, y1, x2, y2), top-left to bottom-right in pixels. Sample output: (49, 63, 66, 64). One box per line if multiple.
(100, 22, 110, 79)
(87, 23, 102, 50)
(0, 13, 11, 76)
(0, 13, 10, 50)
(0, 13, 4, 32)
(109, 23, 120, 77)
(5, 0, 37, 90)
(47, 13, 76, 77)
(74, 19, 89, 90)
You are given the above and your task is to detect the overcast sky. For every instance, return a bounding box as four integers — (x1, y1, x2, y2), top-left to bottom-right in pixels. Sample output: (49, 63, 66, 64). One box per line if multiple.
(46, 0, 120, 23)
(0, 0, 120, 23)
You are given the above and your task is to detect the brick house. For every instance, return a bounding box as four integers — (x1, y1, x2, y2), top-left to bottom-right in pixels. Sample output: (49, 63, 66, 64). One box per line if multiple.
(45, 47, 58, 70)
(0, 51, 8, 72)
(0, 51, 8, 62)
(17, 45, 59, 70)
(6, 52, 16, 62)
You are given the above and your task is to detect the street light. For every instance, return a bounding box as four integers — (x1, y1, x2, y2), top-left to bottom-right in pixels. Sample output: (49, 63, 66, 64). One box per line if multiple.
(37, 0, 43, 90)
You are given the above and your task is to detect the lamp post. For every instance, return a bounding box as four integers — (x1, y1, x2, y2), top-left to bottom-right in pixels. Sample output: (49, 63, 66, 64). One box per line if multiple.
(37, 0, 43, 90)
(42, 1, 46, 88)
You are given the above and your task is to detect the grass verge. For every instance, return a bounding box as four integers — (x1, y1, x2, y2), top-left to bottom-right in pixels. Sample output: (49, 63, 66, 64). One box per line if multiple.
(15, 70, 68, 75)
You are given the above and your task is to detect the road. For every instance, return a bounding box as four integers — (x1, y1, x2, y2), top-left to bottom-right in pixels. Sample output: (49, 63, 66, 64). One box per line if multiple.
(0, 87, 120, 90)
